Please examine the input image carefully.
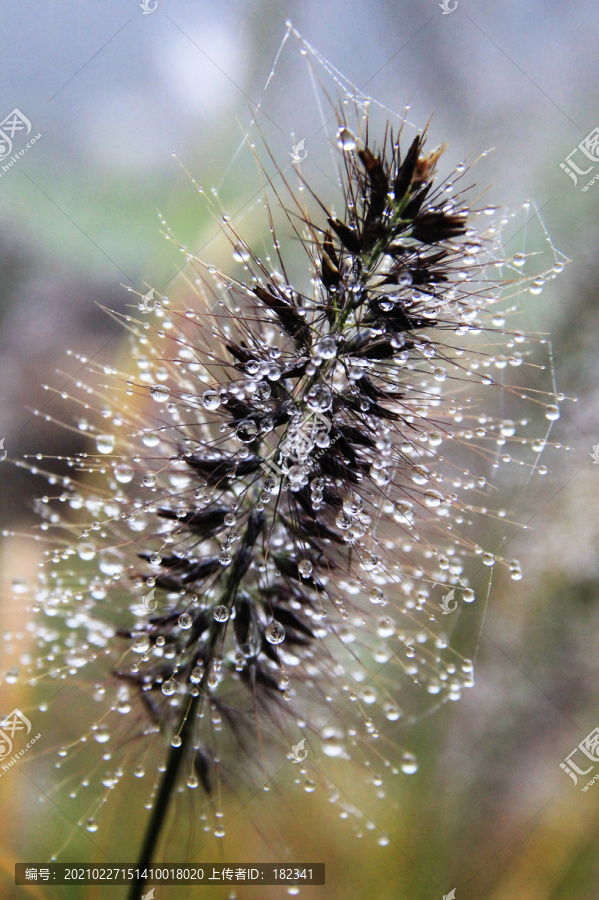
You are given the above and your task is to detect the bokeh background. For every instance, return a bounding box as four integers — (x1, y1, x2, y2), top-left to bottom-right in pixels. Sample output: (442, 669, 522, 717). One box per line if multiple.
(0, 1, 598, 898)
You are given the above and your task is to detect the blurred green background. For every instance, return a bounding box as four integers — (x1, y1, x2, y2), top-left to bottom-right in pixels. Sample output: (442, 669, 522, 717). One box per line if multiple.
(1, 1, 598, 898)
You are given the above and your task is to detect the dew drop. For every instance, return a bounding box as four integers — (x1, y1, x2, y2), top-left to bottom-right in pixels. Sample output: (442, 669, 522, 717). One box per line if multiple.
(114, 464, 133, 483)
(298, 559, 313, 578)
(306, 384, 332, 412)
(95, 434, 115, 454)
(236, 419, 258, 442)
(213, 605, 230, 622)
(400, 752, 418, 775)
(265, 620, 286, 645)
(178, 613, 193, 629)
(77, 543, 96, 561)
(162, 680, 176, 696)
(545, 404, 560, 421)
(201, 390, 221, 411)
(336, 127, 357, 151)
(411, 465, 430, 485)
(151, 385, 170, 403)
(94, 727, 110, 744)
(343, 492, 363, 516)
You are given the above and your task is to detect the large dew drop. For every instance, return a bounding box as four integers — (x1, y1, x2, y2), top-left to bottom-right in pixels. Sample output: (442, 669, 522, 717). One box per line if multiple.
(201, 390, 221, 410)
(95, 434, 115, 454)
(265, 620, 285, 645)
(213, 605, 230, 622)
(336, 127, 357, 151)
(150, 385, 170, 403)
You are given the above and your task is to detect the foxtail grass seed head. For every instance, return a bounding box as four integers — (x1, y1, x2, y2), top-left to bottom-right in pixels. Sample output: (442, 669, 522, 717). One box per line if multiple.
(3, 31, 570, 877)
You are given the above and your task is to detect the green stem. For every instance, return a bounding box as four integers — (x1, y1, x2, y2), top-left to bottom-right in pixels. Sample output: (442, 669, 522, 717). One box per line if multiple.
(128, 516, 254, 900)
(127, 691, 201, 900)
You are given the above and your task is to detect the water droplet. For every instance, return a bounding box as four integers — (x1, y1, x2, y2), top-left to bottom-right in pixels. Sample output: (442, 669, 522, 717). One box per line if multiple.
(462, 588, 475, 603)
(343, 492, 363, 516)
(143, 473, 156, 487)
(265, 620, 285, 644)
(400, 752, 418, 774)
(236, 420, 258, 442)
(545, 404, 560, 421)
(213, 605, 230, 623)
(178, 613, 192, 629)
(369, 587, 384, 605)
(316, 336, 337, 359)
(151, 385, 170, 403)
(142, 431, 160, 448)
(411, 465, 430, 485)
(336, 127, 357, 151)
(336, 510, 353, 530)
(298, 559, 313, 578)
(224, 512, 237, 527)
(171, 735, 182, 747)
(114, 464, 133, 483)
(77, 543, 96, 561)
(201, 390, 221, 411)
(233, 243, 250, 263)
(96, 434, 115, 454)
(162, 680, 176, 696)
(254, 382, 271, 402)
(131, 634, 151, 654)
(86, 818, 98, 833)
(384, 704, 402, 721)
(306, 384, 332, 412)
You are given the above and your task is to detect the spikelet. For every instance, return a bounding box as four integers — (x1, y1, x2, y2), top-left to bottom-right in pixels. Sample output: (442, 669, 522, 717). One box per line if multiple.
(2, 42, 569, 896)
